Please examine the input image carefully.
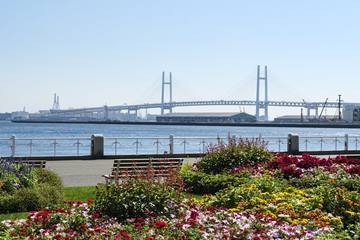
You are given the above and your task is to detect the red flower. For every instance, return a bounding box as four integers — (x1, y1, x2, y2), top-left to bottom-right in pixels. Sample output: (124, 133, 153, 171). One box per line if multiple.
(346, 165, 360, 174)
(190, 210, 198, 220)
(134, 223, 142, 231)
(116, 230, 131, 240)
(91, 211, 101, 218)
(153, 221, 167, 228)
(134, 217, 145, 223)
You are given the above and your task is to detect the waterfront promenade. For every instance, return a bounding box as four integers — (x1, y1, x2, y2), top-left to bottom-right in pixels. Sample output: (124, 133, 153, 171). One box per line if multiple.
(46, 158, 199, 186)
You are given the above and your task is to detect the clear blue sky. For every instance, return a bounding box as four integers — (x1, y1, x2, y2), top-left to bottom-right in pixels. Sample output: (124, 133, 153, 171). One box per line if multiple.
(0, 1, 359, 117)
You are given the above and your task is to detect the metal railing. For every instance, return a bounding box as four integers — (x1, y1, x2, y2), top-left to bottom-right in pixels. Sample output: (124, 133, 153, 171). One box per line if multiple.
(0, 136, 91, 157)
(1, 134, 360, 157)
(299, 134, 359, 152)
(105, 135, 287, 155)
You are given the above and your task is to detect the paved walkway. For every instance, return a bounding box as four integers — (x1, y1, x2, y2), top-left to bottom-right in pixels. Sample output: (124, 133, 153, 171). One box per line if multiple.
(46, 158, 199, 187)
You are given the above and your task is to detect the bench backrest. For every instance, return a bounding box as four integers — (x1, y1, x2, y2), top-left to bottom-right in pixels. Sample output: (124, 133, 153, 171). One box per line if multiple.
(13, 160, 46, 169)
(111, 158, 183, 178)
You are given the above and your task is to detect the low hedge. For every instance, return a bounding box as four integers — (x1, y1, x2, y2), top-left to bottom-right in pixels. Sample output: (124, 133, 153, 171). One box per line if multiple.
(180, 168, 244, 194)
(94, 179, 183, 221)
(0, 167, 64, 214)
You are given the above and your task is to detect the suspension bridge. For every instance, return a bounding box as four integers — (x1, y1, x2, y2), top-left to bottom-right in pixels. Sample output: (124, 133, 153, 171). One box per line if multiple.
(47, 66, 355, 121)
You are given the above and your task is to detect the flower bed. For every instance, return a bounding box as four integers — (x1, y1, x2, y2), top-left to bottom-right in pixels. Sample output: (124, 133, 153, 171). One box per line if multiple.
(0, 146, 359, 239)
(0, 200, 333, 239)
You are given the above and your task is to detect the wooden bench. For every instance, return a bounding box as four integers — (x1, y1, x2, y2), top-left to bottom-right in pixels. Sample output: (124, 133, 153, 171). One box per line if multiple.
(103, 158, 183, 184)
(13, 160, 46, 169)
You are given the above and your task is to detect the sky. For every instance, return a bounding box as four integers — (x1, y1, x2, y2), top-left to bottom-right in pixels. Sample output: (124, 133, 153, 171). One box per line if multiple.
(0, 0, 359, 118)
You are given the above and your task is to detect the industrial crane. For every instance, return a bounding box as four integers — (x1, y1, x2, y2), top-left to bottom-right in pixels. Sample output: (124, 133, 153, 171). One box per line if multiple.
(318, 98, 328, 119)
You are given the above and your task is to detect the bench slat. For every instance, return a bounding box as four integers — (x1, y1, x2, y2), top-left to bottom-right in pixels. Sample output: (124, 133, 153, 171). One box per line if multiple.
(107, 173, 173, 178)
(111, 158, 182, 164)
(112, 163, 181, 168)
(12, 160, 46, 168)
(104, 158, 183, 184)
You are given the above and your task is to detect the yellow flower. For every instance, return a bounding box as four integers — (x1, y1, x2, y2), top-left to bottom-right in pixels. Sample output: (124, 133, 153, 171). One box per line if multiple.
(345, 210, 356, 216)
(228, 208, 239, 212)
(329, 217, 342, 226)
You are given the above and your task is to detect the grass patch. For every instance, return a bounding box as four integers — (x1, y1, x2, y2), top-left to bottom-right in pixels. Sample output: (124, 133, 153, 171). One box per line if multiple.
(183, 192, 202, 200)
(64, 186, 96, 201)
(0, 186, 96, 221)
(0, 212, 28, 222)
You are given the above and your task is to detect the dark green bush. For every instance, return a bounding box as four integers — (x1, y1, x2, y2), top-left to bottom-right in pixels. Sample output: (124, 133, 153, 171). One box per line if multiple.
(0, 168, 64, 214)
(180, 168, 243, 194)
(0, 195, 13, 213)
(94, 179, 183, 221)
(34, 168, 64, 190)
(12, 187, 44, 212)
(36, 183, 64, 207)
(0, 184, 63, 213)
(196, 139, 273, 174)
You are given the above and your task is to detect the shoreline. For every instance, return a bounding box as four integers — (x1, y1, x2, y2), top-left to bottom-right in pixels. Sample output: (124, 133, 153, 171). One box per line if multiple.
(10, 119, 360, 128)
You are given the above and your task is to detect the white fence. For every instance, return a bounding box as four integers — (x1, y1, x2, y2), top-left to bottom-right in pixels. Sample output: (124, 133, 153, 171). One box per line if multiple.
(0, 134, 358, 157)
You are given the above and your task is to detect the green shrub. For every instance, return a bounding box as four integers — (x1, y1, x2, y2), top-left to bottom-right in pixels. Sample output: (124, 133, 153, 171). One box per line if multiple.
(34, 168, 64, 190)
(0, 159, 36, 193)
(289, 168, 331, 189)
(180, 168, 241, 194)
(94, 179, 183, 221)
(0, 166, 64, 214)
(36, 183, 64, 207)
(0, 195, 13, 213)
(0, 184, 64, 213)
(196, 139, 273, 174)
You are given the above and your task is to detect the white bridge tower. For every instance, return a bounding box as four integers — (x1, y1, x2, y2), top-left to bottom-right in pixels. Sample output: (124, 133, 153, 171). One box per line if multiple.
(255, 65, 269, 121)
(161, 71, 173, 115)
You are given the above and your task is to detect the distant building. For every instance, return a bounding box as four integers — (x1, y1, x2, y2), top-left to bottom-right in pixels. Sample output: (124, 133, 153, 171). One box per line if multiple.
(343, 104, 360, 122)
(11, 111, 29, 120)
(0, 113, 11, 121)
(273, 115, 310, 123)
(273, 115, 337, 123)
(156, 112, 256, 123)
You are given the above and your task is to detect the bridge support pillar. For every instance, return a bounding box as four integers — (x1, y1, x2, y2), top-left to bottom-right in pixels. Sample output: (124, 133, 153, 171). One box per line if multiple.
(104, 105, 109, 120)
